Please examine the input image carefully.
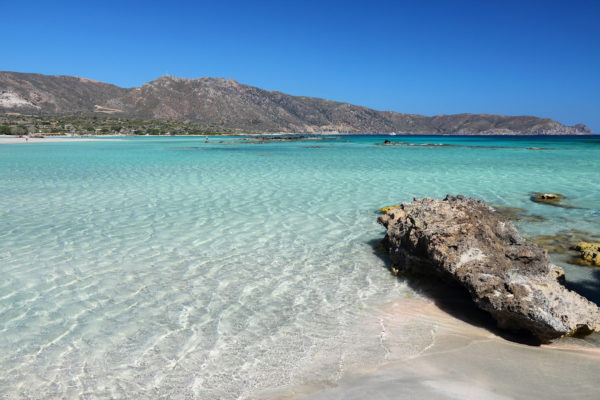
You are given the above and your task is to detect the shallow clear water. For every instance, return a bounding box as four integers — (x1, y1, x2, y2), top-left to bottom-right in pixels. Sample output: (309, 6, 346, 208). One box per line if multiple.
(1, 135, 599, 399)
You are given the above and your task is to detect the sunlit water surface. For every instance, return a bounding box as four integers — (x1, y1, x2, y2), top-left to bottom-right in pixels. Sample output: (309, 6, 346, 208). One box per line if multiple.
(1, 135, 599, 399)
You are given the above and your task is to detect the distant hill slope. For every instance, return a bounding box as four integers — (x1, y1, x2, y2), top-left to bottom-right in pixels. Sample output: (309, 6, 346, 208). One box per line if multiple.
(0, 71, 592, 134)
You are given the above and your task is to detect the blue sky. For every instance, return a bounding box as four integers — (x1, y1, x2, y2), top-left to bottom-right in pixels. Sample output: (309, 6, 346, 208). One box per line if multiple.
(2, 0, 599, 131)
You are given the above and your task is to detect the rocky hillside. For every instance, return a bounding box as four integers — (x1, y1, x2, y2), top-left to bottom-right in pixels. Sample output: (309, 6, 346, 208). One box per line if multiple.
(0, 71, 592, 134)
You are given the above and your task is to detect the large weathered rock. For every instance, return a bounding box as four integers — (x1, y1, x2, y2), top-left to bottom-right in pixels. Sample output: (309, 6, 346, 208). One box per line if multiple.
(377, 195, 600, 342)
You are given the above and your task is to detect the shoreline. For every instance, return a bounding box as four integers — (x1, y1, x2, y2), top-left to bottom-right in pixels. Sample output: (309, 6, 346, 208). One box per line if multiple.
(0, 132, 598, 141)
(0, 136, 123, 144)
(279, 298, 600, 400)
(1, 132, 596, 145)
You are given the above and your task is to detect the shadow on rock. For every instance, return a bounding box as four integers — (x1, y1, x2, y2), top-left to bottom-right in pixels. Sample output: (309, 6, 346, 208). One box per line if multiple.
(367, 237, 543, 346)
(564, 269, 600, 306)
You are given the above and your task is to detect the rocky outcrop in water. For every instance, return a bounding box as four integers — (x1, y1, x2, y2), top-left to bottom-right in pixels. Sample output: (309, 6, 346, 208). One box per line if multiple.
(530, 192, 571, 207)
(377, 195, 600, 342)
(574, 242, 600, 267)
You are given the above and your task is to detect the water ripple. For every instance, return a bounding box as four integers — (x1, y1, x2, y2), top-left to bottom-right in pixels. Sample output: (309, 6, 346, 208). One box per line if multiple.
(0, 137, 598, 398)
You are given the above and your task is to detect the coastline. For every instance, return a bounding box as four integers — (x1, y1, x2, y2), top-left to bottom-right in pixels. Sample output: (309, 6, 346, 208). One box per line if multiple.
(0, 133, 597, 144)
(0, 136, 123, 144)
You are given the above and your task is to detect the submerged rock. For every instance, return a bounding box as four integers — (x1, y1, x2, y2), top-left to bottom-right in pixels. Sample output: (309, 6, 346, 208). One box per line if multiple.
(528, 230, 600, 266)
(532, 192, 565, 201)
(491, 205, 547, 223)
(377, 141, 451, 147)
(530, 192, 578, 208)
(377, 195, 600, 342)
(244, 135, 313, 143)
(574, 242, 600, 267)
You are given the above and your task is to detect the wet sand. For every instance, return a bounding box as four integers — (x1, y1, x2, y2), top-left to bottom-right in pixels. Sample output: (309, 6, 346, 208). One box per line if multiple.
(281, 298, 600, 399)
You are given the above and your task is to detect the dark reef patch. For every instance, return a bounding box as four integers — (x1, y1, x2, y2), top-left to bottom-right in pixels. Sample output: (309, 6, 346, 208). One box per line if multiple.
(491, 205, 547, 223)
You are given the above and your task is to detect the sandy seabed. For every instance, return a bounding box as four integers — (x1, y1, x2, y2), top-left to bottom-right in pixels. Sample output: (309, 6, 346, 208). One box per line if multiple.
(2, 135, 599, 399)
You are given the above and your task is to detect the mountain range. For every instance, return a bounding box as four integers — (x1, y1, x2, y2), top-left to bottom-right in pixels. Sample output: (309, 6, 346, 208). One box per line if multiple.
(0, 71, 592, 135)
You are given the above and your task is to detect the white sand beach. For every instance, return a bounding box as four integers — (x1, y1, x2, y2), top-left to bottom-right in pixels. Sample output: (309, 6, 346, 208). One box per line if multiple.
(0, 136, 122, 144)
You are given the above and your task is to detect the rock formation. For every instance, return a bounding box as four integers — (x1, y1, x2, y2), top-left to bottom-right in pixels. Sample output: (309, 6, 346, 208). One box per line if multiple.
(380, 204, 401, 213)
(377, 195, 600, 342)
(530, 192, 571, 208)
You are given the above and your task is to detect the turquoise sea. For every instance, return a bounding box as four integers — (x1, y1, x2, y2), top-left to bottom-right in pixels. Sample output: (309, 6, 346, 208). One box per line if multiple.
(1, 135, 599, 399)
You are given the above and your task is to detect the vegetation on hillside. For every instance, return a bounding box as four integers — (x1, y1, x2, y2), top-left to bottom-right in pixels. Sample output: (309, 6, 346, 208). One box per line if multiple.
(0, 114, 232, 136)
(0, 71, 591, 135)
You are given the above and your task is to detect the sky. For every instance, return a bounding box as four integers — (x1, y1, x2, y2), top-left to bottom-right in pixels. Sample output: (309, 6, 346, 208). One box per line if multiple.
(2, 0, 599, 131)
